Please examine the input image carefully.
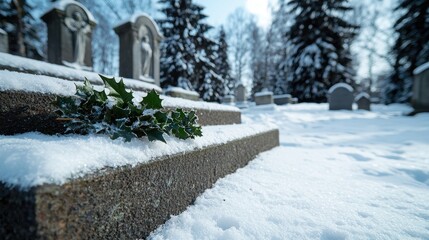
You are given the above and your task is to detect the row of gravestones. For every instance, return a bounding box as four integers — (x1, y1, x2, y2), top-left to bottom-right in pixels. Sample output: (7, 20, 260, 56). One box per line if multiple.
(328, 83, 370, 111)
(224, 84, 297, 107)
(0, 0, 163, 86)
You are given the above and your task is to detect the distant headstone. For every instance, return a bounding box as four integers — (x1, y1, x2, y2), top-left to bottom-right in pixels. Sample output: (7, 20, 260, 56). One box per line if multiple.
(235, 84, 246, 102)
(222, 95, 235, 104)
(355, 92, 371, 111)
(273, 94, 292, 105)
(41, 0, 96, 70)
(412, 62, 429, 112)
(255, 91, 274, 105)
(328, 83, 354, 110)
(114, 13, 163, 86)
(164, 86, 200, 101)
(0, 28, 8, 53)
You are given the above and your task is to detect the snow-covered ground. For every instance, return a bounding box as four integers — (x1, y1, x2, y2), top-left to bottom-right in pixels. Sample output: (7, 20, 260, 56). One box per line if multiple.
(149, 103, 429, 240)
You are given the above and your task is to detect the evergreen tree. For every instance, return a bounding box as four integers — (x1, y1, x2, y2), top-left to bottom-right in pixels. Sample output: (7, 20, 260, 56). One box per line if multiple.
(383, 0, 429, 104)
(270, 0, 293, 95)
(158, 0, 224, 101)
(286, 0, 358, 102)
(216, 26, 233, 95)
(192, 4, 224, 102)
(0, 0, 43, 59)
(158, 0, 198, 90)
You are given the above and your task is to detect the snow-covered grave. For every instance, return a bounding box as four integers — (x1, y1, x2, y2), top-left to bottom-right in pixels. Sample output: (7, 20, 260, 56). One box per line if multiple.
(0, 65, 279, 237)
(149, 103, 429, 239)
(328, 83, 354, 111)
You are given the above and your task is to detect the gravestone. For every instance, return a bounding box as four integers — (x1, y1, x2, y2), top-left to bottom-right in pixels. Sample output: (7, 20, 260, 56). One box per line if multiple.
(0, 28, 8, 53)
(273, 94, 292, 105)
(412, 62, 429, 112)
(328, 83, 354, 110)
(114, 13, 163, 86)
(222, 95, 235, 104)
(355, 92, 371, 111)
(255, 90, 274, 106)
(41, 0, 96, 70)
(235, 84, 246, 102)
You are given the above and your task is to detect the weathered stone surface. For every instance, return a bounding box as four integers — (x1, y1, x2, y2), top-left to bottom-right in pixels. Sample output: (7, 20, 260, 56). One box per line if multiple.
(0, 128, 279, 239)
(273, 94, 292, 105)
(41, 0, 96, 69)
(328, 83, 354, 111)
(255, 91, 274, 105)
(235, 84, 246, 102)
(114, 13, 163, 86)
(0, 28, 8, 53)
(412, 63, 429, 112)
(0, 91, 240, 135)
(222, 95, 235, 104)
(355, 92, 371, 111)
(164, 87, 200, 101)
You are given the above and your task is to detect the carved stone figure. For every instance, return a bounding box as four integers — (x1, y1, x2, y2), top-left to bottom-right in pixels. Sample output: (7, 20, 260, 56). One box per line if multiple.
(139, 26, 152, 78)
(65, 11, 90, 66)
(41, 0, 96, 69)
(114, 13, 163, 86)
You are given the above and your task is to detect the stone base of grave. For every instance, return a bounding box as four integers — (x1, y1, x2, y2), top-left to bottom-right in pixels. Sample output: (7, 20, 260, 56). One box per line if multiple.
(255, 92, 274, 106)
(0, 128, 279, 240)
(164, 87, 200, 101)
(273, 94, 292, 105)
(0, 90, 241, 135)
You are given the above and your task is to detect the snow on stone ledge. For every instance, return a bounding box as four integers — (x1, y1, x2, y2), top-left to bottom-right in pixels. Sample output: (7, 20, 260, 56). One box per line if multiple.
(164, 86, 200, 97)
(355, 92, 370, 101)
(0, 70, 240, 112)
(254, 91, 273, 97)
(0, 124, 276, 189)
(328, 82, 354, 94)
(0, 53, 161, 92)
(413, 62, 429, 75)
(0, 28, 6, 35)
(273, 94, 292, 99)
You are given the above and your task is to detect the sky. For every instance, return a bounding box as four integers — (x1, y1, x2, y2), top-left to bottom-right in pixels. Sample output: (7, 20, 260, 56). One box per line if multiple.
(194, 0, 275, 29)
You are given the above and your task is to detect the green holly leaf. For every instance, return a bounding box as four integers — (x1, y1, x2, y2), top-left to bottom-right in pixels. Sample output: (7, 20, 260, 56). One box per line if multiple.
(99, 75, 133, 106)
(146, 129, 167, 143)
(142, 89, 163, 109)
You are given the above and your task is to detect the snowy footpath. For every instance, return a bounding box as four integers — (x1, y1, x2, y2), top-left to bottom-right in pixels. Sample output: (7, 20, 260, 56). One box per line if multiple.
(149, 104, 429, 240)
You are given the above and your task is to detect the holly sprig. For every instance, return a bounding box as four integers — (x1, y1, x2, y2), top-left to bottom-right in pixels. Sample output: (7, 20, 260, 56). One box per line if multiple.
(55, 75, 202, 142)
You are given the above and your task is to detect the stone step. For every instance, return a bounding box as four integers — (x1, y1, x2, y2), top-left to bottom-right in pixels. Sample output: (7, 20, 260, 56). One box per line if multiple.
(0, 125, 279, 239)
(0, 52, 162, 92)
(0, 70, 241, 135)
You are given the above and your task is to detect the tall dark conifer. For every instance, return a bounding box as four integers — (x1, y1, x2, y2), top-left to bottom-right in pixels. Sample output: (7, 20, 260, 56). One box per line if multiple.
(0, 0, 42, 59)
(216, 26, 233, 95)
(384, 0, 429, 103)
(286, 0, 358, 102)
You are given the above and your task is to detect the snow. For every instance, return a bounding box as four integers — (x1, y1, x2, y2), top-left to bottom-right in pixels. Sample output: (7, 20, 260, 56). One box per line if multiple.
(43, 0, 97, 23)
(328, 82, 354, 94)
(0, 70, 240, 112)
(164, 86, 200, 97)
(115, 11, 163, 38)
(149, 103, 429, 240)
(273, 94, 292, 99)
(254, 91, 273, 97)
(0, 124, 275, 189)
(355, 92, 370, 101)
(0, 28, 6, 35)
(413, 62, 429, 75)
(0, 53, 162, 92)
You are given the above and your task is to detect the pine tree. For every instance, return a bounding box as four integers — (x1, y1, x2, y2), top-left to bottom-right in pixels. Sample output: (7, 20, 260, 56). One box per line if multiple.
(216, 26, 233, 95)
(158, 0, 224, 101)
(158, 0, 198, 90)
(0, 0, 43, 59)
(383, 0, 429, 104)
(286, 0, 358, 102)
